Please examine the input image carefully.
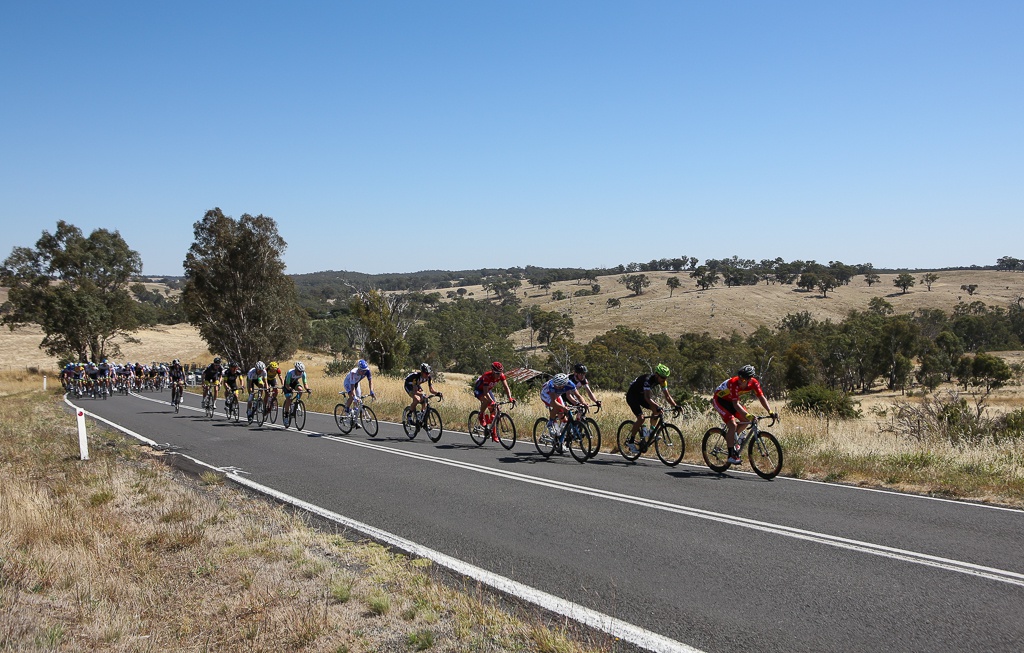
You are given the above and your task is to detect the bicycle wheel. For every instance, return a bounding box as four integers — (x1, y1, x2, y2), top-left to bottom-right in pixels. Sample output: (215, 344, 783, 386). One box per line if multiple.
(360, 406, 378, 437)
(532, 418, 556, 458)
(567, 422, 591, 464)
(205, 396, 214, 418)
(228, 397, 239, 422)
(402, 408, 417, 439)
(495, 413, 516, 450)
(424, 408, 444, 443)
(467, 411, 487, 447)
(584, 417, 601, 458)
(748, 431, 783, 480)
(617, 421, 642, 462)
(334, 403, 353, 434)
(293, 401, 307, 431)
(655, 423, 685, 467)
(701, 427, 731, 473)
(255, 398, 266, 426)
(268, 397, 279, 424)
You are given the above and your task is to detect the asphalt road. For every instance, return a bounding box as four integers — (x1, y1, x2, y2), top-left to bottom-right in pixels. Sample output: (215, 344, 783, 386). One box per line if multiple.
(70, 390, 1024, 653)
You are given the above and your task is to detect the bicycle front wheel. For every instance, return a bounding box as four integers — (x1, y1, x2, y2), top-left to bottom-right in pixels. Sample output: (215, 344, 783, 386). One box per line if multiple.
(293, 401, 307, 431)
(334, 403, 353, 434)
(567, 423, 591, 464)
(584, 417, 601, 458)
(495, 413, 516, 450)
(229, 399, 239, 423)
(748, 431, 783, 480)
(255, 398, 266, 426)
(268, 397, 279, 424)
(616, 421, 641, 462)
(425, 408, 444, 443)
(533, 418, 556, 458)
(701, 427, 731, 473)
(360, 406, 378, 437)
(467, 411, 487, 447)
(402, 408, 416, 439)
(655, 423, 685, 466)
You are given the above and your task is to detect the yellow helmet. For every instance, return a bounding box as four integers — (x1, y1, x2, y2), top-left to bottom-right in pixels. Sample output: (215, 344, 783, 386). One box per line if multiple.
(268, 361, 279, 370)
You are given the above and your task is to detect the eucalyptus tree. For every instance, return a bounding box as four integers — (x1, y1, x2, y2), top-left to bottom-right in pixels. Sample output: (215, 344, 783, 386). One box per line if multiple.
(1, 220, 141, 362)
(181, 208, 307, 367)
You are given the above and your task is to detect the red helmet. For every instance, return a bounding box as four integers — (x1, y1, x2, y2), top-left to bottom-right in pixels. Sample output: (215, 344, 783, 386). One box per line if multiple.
(491, 361, 504, 373)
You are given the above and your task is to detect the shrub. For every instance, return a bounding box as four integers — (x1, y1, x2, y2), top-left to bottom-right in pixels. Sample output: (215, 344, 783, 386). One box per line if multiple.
(787, 385, 860, 419)
(995, 409, 1024, 443)
(324, 359, 351, 377)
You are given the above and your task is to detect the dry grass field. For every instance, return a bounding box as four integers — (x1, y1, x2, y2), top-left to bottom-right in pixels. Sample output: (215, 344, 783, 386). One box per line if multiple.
(0, 379, 609, 652)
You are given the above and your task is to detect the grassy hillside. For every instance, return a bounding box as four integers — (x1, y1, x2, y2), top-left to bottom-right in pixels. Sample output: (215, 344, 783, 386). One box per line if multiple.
(491, 269, 1024, 345)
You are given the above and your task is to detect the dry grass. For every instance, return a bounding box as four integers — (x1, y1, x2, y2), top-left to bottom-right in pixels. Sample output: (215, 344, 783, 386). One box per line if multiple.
(0, 382, 613, 652)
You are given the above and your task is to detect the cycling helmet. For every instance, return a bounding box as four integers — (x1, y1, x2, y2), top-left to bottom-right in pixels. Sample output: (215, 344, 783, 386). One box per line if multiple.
(214, 357, 222, 365)
(256, 361, 266, 371)
(573, 363, 588, 375)
(358, 359, 370, 370)
(268, 361, 278, 369)
(294, 361, 305, 372)
(738, 365, 756, 379)
(420, 363, 432, 374)
(654, 363, 671, 378)
(172, 359, 180, 365)
(552, 373, 569, 388)
(491, 361, 504, 373)
(228, 361, 239, 369)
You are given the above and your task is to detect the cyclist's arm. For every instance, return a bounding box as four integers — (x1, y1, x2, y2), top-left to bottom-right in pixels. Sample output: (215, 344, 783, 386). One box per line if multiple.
(502, 379, 514, 401)
(661, 386, 679, 408)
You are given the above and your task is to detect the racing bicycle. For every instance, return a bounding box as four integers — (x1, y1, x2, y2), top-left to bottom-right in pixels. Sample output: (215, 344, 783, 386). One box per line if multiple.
(532, 404, 592, 463)
(282, 388, 309, 430)
(467, 400, 517, 450)
(402, 394, 444, 442)
(616, 407, 685, 466)
(334, 392, 379, 436)
(701, 414, 783, 480)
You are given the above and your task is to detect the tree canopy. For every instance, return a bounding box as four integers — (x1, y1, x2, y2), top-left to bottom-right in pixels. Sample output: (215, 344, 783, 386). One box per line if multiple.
(1, 220, 141, 362)
(181, 208, 306, 367)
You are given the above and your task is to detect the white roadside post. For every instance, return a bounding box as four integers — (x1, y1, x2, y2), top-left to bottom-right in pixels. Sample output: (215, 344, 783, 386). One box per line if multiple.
(76, 410, 89, 460)
(43, 375, 47, 390)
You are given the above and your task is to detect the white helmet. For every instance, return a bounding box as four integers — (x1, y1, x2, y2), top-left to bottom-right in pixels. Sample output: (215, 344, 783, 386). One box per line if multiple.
(552, 373, 570, 388)
(256, 361, 266, 371)
(294, 361, 305, 373)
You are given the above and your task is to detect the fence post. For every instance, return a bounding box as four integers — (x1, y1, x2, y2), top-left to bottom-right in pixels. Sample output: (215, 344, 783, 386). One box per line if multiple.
(76, 410, 89, 460)
(43, 375, 47, 391)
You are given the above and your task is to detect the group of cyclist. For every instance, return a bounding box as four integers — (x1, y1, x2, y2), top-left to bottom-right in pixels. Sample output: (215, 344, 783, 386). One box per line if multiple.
(468, 359, 776, 466)
(86, 348, 774, 464)
(198, 358, 312, 427)
(61, 359, 184, 396)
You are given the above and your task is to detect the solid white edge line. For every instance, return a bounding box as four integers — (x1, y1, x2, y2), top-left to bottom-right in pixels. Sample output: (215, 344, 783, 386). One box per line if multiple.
(64, 393, 704, 653)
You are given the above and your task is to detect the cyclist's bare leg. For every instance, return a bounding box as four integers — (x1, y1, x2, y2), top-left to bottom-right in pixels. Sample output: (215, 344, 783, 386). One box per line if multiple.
(478, 396, 496, 426)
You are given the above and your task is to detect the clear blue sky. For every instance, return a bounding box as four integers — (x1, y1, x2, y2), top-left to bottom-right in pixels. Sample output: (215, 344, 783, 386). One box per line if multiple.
(2, 1, 1021, 276)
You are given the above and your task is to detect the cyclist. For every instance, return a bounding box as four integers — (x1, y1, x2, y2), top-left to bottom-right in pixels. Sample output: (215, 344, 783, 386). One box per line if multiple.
(623, 364, 680, 456)
(168, 359, 186, 403)
(246, 361, 268, 421)
(540, 372, 586, 432)
(266, 361, 283, 406)
(404, 363, 442, 425)
(84, 360, 99, 395)
(202, 357, 224, 408)
(221, 362, 244, 410)
(341, 359, 375, 413)
(282, 361, 311, 427)
(96, 358, 112, 394)
(473, 362, 515, 441)
(712, 365, 776, 465)
(567, 363, 601, 409)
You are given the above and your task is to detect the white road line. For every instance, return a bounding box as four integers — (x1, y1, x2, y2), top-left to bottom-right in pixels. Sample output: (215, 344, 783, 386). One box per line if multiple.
(65, 394, 704, 653)
(96, 393, 1024, 588)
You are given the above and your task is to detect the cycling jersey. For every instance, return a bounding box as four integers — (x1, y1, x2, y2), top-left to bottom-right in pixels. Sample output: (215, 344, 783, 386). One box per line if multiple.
(202, 363, 224, 382)
(540, 378, 577, 406)
(168, 364, 186, 381)
(284, 369, 306, 389)
(222, 369, 243, 390)
(473, 371, 506, 396)
(713, 377, 764, 402)
(626, 374, 667, 400)
(247, 368, 267, 386)
(343, 367, 371, 393)
(404, 371, 431, 392)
